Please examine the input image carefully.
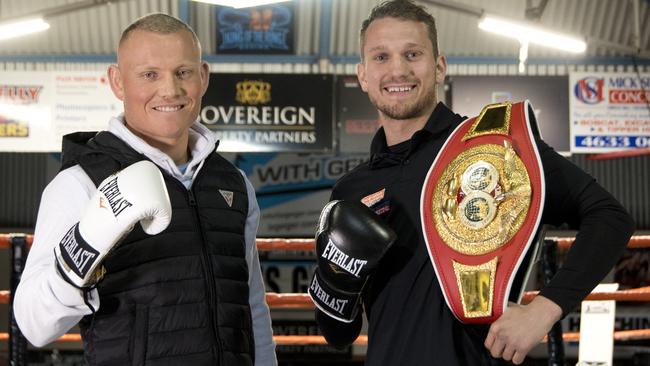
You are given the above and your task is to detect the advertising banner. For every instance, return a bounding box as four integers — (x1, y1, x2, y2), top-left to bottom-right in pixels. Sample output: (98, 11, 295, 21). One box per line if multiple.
(234, 153, 367, 237)
(570, 71, 650, 153)
(201, 74, 333, 152)
(215, 3, 294, 54)
(0, 71, 120, 152)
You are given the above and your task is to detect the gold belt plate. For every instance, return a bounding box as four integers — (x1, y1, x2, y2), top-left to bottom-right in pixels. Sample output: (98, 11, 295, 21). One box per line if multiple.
(453, 258, 498, 318)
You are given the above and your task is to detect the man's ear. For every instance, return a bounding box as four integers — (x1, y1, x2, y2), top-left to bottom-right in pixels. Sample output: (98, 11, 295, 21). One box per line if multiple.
(200, 61, 210, 95)
(356, 62, 368, 92)
(435, 54, 447, 85)
(107, 64, 125, 101)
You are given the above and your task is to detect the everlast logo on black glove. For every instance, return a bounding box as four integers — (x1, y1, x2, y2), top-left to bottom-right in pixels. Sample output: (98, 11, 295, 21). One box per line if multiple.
(310, 276, 349, 314)
(99, 176, 133, 217)
(321, 239, 368, 277)
(59, 224, 99, 278)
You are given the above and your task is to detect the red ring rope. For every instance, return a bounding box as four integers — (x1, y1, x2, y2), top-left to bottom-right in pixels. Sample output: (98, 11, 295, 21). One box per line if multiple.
(2, 234, 650, 250)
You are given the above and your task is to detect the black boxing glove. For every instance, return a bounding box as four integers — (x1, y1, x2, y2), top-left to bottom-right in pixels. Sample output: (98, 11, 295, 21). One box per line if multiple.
(308, 200, 396, 322)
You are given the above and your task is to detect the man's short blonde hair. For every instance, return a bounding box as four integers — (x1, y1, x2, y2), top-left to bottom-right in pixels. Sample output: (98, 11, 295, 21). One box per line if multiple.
(119, 13, 202, 52)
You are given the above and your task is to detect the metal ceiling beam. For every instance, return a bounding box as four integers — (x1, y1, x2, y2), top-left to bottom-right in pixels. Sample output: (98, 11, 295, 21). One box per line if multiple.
(597, 0, 650, 59)
(525, 0, 549, 20)
(631, 0, 641, 53)
(587, 38, 650, 58)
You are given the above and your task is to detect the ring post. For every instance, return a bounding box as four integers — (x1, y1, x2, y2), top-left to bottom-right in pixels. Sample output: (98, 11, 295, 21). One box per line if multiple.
(9, 234, 28, 366)
(542, 238, 566, 366)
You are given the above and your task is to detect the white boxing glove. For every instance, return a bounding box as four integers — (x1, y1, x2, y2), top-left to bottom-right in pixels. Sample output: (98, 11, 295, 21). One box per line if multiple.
(54, 160, 172, 288)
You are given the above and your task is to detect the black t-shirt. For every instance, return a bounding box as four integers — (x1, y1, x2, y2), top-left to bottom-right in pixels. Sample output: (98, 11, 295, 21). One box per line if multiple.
(317, 102, 634, 366)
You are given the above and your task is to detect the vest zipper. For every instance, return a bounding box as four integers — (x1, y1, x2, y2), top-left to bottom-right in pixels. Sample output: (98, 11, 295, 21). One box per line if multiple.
(187, 188, 224, 365)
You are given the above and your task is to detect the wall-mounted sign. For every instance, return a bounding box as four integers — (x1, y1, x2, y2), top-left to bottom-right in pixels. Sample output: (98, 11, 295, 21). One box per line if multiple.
(201, 73, 333, 152)
(234, 153, 367, 237)
(0, 71, 120, 152)
(570, 71, 650, 153)
(215, 3, 294, 54)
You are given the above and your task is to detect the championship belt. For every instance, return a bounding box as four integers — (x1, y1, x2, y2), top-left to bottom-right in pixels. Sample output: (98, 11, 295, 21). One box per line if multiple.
(421, 100, 545, 324)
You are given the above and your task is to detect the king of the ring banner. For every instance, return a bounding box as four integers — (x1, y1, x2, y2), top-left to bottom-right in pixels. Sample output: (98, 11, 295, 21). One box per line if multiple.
(421, 100, 545, 324)
(215, 3, 294, 54)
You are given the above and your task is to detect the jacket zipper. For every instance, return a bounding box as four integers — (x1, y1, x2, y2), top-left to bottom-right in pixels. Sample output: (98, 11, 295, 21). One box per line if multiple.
(186, 186, 223, 364)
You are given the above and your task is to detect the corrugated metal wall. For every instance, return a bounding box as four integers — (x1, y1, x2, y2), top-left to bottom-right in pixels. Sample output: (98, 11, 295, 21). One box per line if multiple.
(570, 154, 650, 231)
(327, 0, 650, 59)
(0, 153, 59, 231)
(0, 0, 178, 55)
(1, 151, 648, 230)
(1, 0, 647, 59)
(1, 60, 647, 75)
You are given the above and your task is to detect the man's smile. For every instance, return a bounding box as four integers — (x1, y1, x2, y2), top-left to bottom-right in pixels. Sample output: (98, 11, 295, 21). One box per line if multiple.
(153, 104, 186, 112)
(383, 84, 417, 96)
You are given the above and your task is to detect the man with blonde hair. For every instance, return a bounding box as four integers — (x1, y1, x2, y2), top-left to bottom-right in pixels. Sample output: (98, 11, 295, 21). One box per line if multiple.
(15, 13, 277, 366)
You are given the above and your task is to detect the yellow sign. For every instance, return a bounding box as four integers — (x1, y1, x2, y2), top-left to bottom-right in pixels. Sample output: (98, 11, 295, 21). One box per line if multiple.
(0, 117, 29, 137)
(236, 80, 271, 105)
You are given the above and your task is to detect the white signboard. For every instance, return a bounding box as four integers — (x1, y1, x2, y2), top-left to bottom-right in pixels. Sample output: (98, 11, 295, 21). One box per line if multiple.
(569, 71, 650, 153)
(0, 71, 121, 152)
(577, 284, 619, 366)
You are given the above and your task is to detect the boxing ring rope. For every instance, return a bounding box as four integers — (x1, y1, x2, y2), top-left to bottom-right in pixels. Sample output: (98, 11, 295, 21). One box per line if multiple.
(4, 234, 650, 250)
(0, 234, 33, 249)
(2, 234, 650, 363)
(587, 147, 650, 160)
(1, 330, 649, 345)
(550, 235, 650, 250)
(2, 287, 648, 312)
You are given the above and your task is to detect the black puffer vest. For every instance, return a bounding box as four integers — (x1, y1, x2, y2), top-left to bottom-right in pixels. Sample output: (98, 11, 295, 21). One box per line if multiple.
(61, 131, 255, 366)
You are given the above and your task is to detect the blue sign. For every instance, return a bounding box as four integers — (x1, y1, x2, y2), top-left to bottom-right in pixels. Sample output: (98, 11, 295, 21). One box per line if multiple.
(574, 135, 650, 149)
(216, 4, 294, 54)
(233, 152, 367, 236)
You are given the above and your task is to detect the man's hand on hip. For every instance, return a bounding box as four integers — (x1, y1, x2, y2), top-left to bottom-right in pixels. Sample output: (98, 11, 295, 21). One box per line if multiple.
(484, 295, 562, 365)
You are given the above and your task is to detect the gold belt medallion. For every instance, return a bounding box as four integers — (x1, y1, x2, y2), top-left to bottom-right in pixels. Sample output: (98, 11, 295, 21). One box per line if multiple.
(432, 141, 532, 256)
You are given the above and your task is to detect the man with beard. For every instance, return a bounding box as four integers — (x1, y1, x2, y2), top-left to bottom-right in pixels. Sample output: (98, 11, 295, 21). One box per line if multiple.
(311, 1, 634, 365)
